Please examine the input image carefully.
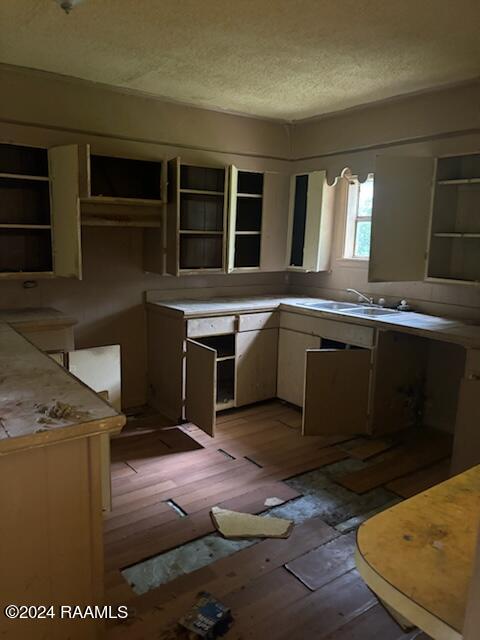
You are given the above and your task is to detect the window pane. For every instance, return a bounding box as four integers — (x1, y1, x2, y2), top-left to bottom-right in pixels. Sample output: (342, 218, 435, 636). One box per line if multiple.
(354, 220, 371, 257)
(358, 177, 374, 217)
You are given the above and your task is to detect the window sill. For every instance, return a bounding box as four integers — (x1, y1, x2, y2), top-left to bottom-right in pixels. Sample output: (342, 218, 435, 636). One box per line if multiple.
(336, 257, 369, 268)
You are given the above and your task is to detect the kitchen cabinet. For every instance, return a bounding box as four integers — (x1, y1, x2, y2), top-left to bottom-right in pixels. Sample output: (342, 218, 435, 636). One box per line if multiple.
(451, 349, 480, 474)
(369, 152, 480, 285)
(0, 142, 82, 279)
(286, 170, 335, 272)
(147, 305, 280, 435)
(166, 158, 228, 275)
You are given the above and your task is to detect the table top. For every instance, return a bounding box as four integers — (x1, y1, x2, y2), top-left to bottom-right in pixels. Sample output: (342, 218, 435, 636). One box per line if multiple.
(356, 465, 480, 639)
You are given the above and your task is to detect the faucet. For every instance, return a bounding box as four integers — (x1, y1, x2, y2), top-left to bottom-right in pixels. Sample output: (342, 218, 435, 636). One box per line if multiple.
(346, 288, 374, 305)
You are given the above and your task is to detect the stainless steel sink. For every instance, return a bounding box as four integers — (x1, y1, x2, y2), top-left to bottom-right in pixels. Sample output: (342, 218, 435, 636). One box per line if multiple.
(341, 307, 400, 317)
(302, 301, 361, 311)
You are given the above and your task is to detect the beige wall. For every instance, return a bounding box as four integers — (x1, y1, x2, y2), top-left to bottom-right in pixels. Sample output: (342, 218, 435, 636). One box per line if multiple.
(0, 66, 290, 408)
(289, 81, 480, 323)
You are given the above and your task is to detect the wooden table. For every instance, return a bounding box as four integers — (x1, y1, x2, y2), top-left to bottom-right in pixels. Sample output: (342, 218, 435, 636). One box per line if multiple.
(356, 465, 480, 640)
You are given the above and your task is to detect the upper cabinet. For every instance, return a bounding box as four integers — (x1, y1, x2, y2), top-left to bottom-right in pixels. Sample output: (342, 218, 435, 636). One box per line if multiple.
(286, 170, 335, 272)
(369, 152, 480, 286)
(166, 158, 228, 275)
(78, 144, 165, 227)
(0, 142, 81, 279)
(228, 167, 264, 272)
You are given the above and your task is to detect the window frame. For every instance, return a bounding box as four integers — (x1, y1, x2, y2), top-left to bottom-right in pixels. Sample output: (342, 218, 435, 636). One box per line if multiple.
(343, 173, 374, 260)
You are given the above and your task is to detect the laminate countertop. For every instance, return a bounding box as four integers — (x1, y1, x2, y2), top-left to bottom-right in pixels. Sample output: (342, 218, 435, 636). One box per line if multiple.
(146, 294, 480, 349)
(0, 323, 125, 455)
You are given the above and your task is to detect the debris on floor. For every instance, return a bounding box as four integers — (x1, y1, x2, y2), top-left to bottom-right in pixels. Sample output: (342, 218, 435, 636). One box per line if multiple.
(211, 506, 294, 539)
(179, 592, 232, 638)
(264, 496, 286, 507)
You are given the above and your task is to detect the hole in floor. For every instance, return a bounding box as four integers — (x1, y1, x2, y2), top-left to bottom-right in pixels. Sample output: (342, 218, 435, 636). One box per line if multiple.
(164, 499, 188, 518)
(243, 455, 263, 468)
(121, 459, 400, 596)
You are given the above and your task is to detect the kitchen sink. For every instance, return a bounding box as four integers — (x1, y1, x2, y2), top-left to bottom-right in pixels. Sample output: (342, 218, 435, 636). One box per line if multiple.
(341, 307, 401, 317)
(302, 301, 361, 311)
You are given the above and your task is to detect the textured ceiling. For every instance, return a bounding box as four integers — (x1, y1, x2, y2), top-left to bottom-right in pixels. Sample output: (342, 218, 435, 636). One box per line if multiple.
(1, 0, 479, 121)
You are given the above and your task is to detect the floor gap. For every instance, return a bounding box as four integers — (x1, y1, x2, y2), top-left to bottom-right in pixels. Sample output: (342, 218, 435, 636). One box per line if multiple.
(243, 455, 263, 468)
(217, 448, 236, 460)
(164, 498, 188, 518)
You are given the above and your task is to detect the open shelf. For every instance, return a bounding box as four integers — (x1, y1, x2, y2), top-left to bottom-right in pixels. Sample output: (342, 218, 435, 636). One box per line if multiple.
(0, 228, 53, 274)
(179, 233, 223, 270)
(90, 154, 162, 201)
(180, 165, 225, 192)
(0, 144, 48, 177)
(234, 233, 261, 268)
(180, 192, 224, 232)
(427, 154, 480, 284)
(0, 178, 51, 226)
(216, 358, 235, 409)
(0, 172, 49, 182)
(230, 170, 263, 270)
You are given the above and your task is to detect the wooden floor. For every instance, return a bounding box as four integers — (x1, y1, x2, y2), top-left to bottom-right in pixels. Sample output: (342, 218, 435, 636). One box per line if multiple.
(106, 400, 450, 639)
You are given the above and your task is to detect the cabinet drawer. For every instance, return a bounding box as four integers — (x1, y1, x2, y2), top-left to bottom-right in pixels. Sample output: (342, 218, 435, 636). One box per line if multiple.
(187, 316, 236, 338)
(280, 311, 374, 348)
(237, 312, 279, 332)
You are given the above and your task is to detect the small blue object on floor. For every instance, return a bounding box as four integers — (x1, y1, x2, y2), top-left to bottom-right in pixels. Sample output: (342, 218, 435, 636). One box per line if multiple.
(179, 592, 232, 638)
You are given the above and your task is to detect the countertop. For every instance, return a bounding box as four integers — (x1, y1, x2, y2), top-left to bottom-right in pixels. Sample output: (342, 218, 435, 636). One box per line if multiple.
(0, 307, 77, 328)
(0, 323, 125, 455)
(146, 294, 480, 349)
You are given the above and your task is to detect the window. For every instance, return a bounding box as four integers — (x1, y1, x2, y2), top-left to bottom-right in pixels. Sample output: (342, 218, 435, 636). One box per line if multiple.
(343, 173, 374, 259)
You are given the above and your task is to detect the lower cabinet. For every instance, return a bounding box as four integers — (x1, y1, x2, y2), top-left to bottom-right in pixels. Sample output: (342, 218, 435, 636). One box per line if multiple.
(451, 349, 480, 474)
(185, 327, 279, 436)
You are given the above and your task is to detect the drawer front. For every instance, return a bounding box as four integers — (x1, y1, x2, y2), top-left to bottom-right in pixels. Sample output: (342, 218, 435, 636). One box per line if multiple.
(280, 311, 374, 348)
(187, 315, 236, 338)
(18, 327, 75, 352)
(465, 349, 480, 378)
(237, 312, 279, 332)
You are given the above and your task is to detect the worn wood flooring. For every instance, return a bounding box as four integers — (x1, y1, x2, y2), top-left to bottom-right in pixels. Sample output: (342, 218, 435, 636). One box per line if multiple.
(105, 400, 449, 639)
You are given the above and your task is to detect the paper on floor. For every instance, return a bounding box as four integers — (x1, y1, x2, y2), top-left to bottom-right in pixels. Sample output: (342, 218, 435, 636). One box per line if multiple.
(211, 506, 293, 539)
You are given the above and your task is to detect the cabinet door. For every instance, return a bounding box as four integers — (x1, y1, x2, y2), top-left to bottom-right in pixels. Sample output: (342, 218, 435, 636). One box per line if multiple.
(166, 157, 180, 276)
(67, 344, 121, 411)
(369, 155, 435, 282)
(303, 349, 370, 435)
(48, 145, 83, 279)
(186, 338, 216, 436)
(261, 172, 290, 271)
(236, 328, 278, 406)
(451, 379, 480, 474)
(277, 329, 320, 406)
(227, 165, 239, 272)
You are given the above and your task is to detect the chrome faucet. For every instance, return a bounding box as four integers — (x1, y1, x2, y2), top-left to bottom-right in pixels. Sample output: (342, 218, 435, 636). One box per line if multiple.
(346, 288, 374, 305)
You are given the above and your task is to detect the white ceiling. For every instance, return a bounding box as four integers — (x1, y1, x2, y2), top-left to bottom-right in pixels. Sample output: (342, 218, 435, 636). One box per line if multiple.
(1, 0, 479, 121)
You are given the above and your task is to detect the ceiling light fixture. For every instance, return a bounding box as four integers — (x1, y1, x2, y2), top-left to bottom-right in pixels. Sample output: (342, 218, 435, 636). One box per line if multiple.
(55, 0, 84, 14)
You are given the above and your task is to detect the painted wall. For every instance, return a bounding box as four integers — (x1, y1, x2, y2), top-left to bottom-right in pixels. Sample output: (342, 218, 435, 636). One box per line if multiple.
(289, 82, 480, 323)
(0, 66, 290, 408)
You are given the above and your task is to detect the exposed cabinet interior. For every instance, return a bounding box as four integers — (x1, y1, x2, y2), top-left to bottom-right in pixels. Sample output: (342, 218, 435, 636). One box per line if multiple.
(427, 153, 480, 284)
(195, 333, 236, 410)
(228, 167, 264, 271)
(0, 143, 54, 277)
(286, 170, 335, 272)
(167, 158, 227, 274)
(79, 144, 164, 227)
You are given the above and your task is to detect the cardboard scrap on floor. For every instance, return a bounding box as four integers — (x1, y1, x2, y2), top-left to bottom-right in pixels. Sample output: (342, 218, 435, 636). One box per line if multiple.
(210, 506, 293, 539)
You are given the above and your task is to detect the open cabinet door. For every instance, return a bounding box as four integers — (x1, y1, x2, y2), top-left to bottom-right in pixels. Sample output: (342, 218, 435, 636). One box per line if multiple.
(451, 379, 480, 474)
(303, 349, 371, 435)
(48, 145, 83, 279)
(369, 155, 434, 282)
(166, 157, 180, 275)
(186, 338, 216, 437)
(227, 165, 238, 273)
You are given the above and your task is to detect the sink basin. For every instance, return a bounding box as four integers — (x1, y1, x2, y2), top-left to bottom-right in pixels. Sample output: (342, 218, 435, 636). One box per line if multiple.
(341, 307, 400, 317)
(302, 301, 360, 311)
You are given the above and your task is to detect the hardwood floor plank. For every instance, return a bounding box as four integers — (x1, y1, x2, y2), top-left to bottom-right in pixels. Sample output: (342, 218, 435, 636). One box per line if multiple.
(386, 460, 451, 498)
